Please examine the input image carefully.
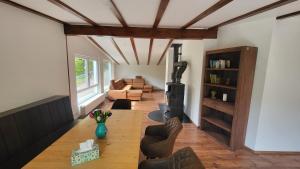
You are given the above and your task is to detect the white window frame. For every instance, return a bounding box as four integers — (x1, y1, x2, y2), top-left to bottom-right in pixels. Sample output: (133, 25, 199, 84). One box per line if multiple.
(103, 60, 112, 92)
(75, 56, 100, 104)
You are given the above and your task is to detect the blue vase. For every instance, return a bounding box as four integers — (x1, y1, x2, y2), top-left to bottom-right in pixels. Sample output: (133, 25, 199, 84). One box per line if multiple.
(95, 123, 107, 139)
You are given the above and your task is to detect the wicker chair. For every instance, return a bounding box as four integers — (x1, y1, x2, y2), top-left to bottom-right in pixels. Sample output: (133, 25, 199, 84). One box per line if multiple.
(139, 147, 205, 169)
(140, 117, 183, 159)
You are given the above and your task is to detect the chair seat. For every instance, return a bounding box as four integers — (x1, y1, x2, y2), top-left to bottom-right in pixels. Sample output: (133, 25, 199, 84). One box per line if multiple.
(140, 118, 182, 159)
(141, 135, 165, 147)
(139, 147, 205, 169)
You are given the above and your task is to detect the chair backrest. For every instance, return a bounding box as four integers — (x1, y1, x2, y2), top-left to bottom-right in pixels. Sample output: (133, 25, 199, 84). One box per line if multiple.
(163, 117, 183, 156)
(164, 117, 183, 137)
(172, 147, 205, 169)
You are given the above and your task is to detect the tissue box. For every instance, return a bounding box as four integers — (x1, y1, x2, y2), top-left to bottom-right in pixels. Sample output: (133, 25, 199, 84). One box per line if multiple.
(71, 144, 100, 166)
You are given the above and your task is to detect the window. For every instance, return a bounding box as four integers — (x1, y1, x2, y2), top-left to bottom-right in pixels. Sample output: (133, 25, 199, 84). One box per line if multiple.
(103, 61, 112, 92)
(75, 57, 99, 104)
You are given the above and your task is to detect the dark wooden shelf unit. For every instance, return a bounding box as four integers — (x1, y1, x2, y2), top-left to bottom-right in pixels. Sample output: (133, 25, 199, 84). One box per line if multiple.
(205, 68, 239, 71)
(202, 98, 234, 116)
(202, 116, 231, 133)
(200, 46, 257, 150)
(204, 83, 237, 90)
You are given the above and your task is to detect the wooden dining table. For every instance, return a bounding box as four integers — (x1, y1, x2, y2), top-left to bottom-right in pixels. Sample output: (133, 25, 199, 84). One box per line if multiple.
(23, 110, 143, 169)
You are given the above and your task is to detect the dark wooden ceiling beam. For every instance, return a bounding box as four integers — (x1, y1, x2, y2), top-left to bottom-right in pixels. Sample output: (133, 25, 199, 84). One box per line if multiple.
(64, 25, 217, 39)
(147, 39, 154, 65)
(109, 0, 139, 64)
(109, 0, 128, 27)
(181, 0, 233, 29)
(155, 0, 231, 65)
(148, 0, 170, 65)
(111, 38, 130, 65)
(210, 0, 297, 28)
(87, 37, 119, 65)
(153, 0, 170, 28)
(0, 0, 64, 23)
(48, 0, 98, 26)
(157, 39, 174, 65)
(276, 10, 300, 20)
(130, 38, 139, 65)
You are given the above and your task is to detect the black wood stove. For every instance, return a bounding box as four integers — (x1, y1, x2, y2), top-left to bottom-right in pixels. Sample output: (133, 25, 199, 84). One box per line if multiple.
(164, 44, 187, 121)
(148, 44, 190, 123)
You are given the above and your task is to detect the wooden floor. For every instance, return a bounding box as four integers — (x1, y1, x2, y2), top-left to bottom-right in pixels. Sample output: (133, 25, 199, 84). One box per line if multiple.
(101, 91, 300, 169)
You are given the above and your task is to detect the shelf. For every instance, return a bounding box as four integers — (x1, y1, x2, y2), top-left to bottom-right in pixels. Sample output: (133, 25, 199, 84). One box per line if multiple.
(206, 68, 239, 71)
(204, 129, 230, 146)
(205, 83, 237, 90)
(202, 117, 231, 133)
(202, 98, 234, 116)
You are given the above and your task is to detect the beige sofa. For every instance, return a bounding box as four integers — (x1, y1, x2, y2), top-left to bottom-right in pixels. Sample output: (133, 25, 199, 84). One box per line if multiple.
(108, 79, 143, 101)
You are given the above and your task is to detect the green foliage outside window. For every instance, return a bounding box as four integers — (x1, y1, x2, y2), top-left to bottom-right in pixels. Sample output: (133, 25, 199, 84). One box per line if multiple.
(75, 57, 86, 76)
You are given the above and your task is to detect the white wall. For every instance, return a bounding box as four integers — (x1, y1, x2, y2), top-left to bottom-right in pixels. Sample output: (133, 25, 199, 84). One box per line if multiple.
(179, 40, 217, 126)
(0, 3, 69, 113)
(67, 36, 109, 117)
(115, 64, 166, 90)
(165, 49, 173, 92)
(179, 16, 300, 151)
(254, 16, 300, 151)
(216, 18, 275, 150)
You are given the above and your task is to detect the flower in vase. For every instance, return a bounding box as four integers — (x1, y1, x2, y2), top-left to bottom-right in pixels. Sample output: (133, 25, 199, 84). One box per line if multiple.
(89, 109, 112, 123)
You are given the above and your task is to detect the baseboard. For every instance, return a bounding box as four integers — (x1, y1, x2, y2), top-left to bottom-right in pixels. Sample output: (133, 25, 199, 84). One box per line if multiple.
(244, 146, 300, 155)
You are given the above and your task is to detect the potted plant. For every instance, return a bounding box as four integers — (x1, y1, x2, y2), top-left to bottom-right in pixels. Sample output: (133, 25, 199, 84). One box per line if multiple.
(89, 109, 112, 139)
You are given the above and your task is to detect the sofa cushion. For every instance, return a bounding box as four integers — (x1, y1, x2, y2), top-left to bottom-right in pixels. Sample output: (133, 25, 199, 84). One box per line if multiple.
(132, 83, 144, 89)
(124, 79, 133, 85)
(133, 78, 144, 83)
(144, 85, 153, 89)
(115, 80, 126, 89)
(127, 90, 143, 97)
(110, 79, 126, 90)
(122, 85, 132, 91)
(108, 90, 127, 100)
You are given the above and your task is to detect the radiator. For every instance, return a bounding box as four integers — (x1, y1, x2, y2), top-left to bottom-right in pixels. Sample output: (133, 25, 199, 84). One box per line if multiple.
(80, 94, 105, 115)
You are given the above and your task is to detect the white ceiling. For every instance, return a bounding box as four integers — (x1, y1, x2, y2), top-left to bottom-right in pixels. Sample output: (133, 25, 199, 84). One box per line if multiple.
(61, 0, 119, 26)
(159, 0, 219, 28)
(113, 0, 161, 27)
(9, 0, 300, 65)
(195, 0, 279, 28)
(12, 0, 86, 24)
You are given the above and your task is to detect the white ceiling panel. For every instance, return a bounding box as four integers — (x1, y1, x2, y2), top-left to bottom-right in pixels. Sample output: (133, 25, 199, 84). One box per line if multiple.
(11, 0, 86, 24)
(113, 37, 137, 65)
(151, 39, 170, 65)
(193, 0, 278, 28)
(135, 38, 150, 65)
(61, 0, 120, 26)
(92, 36, 126, 64)
(113, 0, 161, 27)
(159, 0, 219, 28)
(242, 1, 300, 23)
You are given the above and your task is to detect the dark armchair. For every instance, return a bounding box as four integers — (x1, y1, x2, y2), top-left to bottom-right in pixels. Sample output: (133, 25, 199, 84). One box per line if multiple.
(139, 147, 205, 169)
(140, 117, 183, 159)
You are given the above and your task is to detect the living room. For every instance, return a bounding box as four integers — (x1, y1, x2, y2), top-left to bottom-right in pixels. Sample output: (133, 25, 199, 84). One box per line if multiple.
(0, 0, 300, 169)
